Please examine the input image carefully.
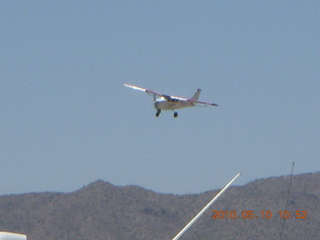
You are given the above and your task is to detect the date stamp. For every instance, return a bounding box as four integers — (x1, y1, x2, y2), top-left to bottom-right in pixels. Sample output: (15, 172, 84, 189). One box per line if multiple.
(212, 210, 308, 220)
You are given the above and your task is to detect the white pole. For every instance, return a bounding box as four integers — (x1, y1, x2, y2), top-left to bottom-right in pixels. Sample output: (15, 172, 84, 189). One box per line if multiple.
(0, 232, 27, 240)
(171, 173, 241, 240)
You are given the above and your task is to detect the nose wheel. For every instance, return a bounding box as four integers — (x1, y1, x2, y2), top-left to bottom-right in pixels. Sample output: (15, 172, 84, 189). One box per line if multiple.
(156, 109, 161, 117)
(173, 112, 178, 118)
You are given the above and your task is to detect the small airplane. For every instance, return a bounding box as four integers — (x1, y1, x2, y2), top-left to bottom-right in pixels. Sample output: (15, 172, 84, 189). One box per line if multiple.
(124, 84, 218, 117)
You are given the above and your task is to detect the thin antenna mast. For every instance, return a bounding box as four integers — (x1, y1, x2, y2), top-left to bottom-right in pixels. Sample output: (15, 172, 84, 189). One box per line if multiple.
(171, 173, 241, 240)
(280, 162, 295, 240)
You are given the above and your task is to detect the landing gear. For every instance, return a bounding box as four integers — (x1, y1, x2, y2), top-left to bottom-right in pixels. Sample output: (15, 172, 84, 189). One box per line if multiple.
(155, 109, 178, 118)
(156, 109, 161, 117)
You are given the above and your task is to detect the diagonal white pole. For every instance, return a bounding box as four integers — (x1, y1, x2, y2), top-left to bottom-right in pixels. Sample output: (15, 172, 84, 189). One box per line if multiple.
(171, 173, 241, 240)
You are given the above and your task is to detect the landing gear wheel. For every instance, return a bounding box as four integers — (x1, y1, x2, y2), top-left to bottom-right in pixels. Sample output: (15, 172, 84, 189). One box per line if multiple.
(156, 109, 161, 117)
(173, 112, 178, 118)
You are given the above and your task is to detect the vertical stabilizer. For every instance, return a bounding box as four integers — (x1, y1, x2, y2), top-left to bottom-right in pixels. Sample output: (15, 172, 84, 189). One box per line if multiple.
(191, 89, 201, 100)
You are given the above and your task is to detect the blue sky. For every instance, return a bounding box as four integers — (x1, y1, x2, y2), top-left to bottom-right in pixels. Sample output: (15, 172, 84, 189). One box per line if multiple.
(1, 1, 319, 195)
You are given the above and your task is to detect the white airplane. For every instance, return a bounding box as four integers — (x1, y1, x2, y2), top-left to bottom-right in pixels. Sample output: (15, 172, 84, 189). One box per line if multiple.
(124, 84, 218, 117)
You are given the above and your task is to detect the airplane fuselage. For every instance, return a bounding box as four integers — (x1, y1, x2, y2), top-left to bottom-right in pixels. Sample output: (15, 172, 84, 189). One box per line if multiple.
(155, 97, 195, 110)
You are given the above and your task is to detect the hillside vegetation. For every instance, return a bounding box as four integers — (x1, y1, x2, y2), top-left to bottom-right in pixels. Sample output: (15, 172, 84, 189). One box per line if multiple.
(0, 172, 319, 240)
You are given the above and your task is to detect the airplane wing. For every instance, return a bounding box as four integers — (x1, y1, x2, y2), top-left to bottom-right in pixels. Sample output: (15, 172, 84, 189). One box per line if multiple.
(124, 84, 163, 97)
(124, 84, 186, 102)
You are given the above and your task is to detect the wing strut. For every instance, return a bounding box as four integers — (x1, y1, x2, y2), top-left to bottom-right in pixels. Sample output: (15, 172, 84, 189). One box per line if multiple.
(171, 173, 241, 240)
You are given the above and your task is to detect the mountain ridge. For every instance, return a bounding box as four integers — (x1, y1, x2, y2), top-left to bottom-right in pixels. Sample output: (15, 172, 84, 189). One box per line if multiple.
(1, 171, 319, 240)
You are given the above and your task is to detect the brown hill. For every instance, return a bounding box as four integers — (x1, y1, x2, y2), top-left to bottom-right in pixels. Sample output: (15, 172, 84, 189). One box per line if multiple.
(0, 172, 319, 240)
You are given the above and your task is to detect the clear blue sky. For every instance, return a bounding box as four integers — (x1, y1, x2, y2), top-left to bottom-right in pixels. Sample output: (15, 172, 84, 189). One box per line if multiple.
(1, 1, 319, 195)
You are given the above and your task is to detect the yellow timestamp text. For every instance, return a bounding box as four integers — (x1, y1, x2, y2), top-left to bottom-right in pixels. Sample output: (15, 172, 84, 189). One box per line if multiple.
(212, 210, 308, 220)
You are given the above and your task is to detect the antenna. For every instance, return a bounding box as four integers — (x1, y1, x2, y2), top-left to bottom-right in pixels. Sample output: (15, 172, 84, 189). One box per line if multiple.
(171, 173, 241, 240)
(280, 162, 295, 240)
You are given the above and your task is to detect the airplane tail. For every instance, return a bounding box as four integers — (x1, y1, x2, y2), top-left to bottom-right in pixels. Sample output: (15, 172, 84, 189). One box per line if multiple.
(191, 89, 201, 101)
